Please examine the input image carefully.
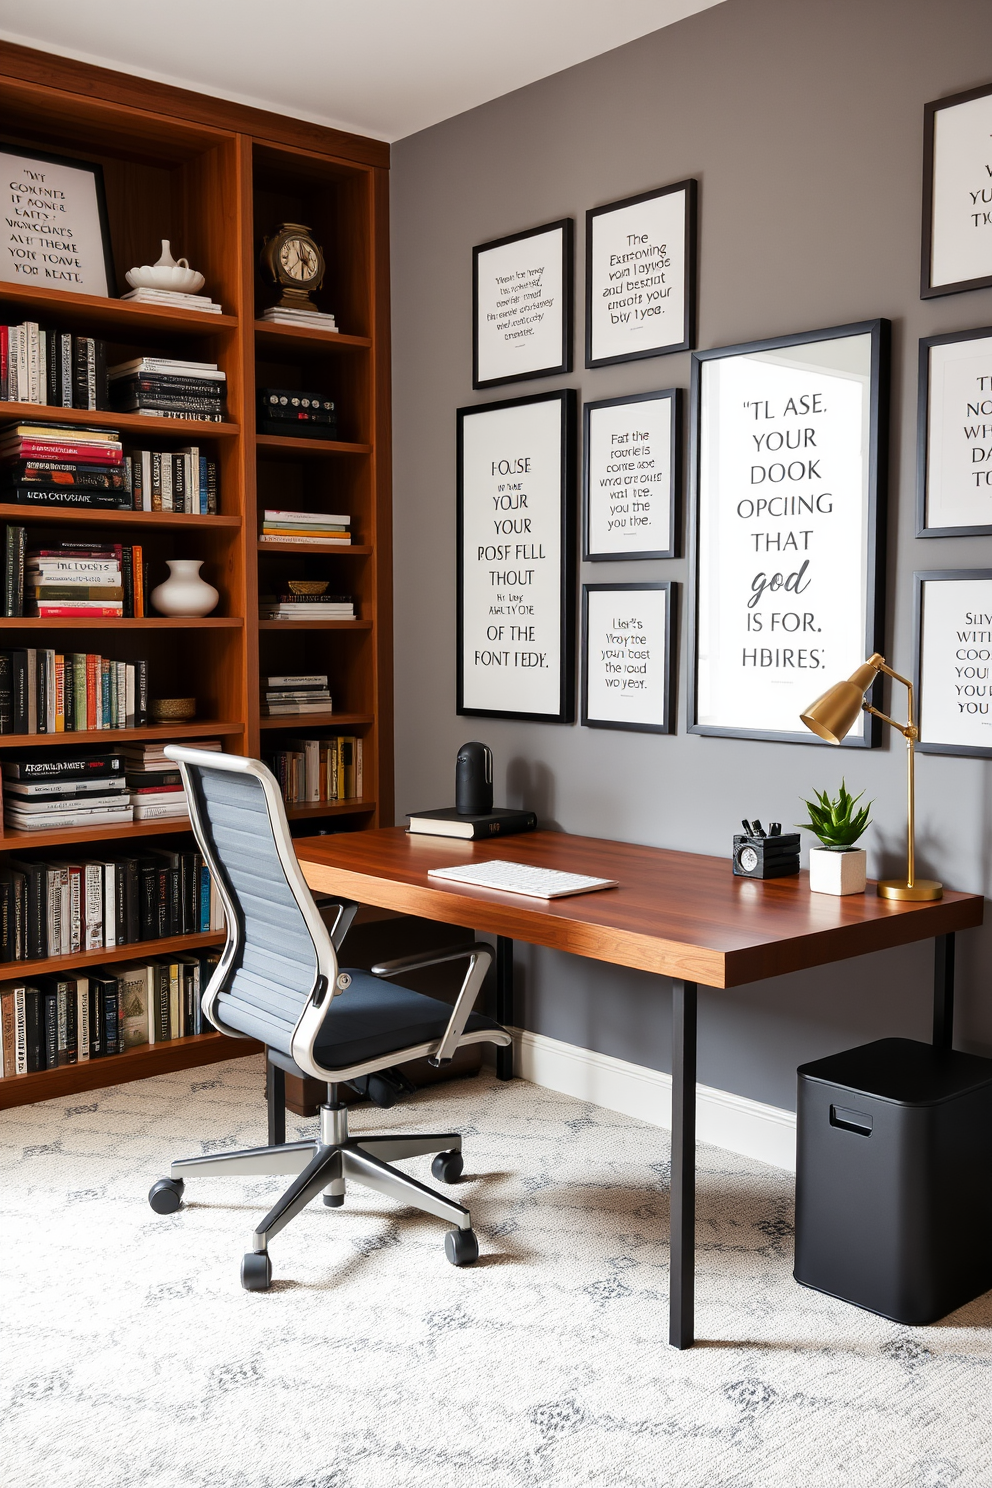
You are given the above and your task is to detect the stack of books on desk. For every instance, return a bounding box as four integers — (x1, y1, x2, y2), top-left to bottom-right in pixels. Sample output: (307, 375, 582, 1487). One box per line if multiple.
(0, 422, 130, 509)
(121, 288, 223, 314)
(260, 305, 338, 331)
(259, 592, 354, 621)
(122, 739, 220, 820)
(2, 749, 132, 833)
(259, 510, 350, 545)
(263, 675, 332, 716)
(108, 358, 227, 421)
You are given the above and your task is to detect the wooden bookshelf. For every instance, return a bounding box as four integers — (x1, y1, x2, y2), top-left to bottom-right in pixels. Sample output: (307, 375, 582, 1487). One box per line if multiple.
(0, 43, 392, 1108)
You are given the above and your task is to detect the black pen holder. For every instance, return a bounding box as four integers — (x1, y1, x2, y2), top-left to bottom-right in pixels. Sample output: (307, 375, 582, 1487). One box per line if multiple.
(733, 832, 801, 880)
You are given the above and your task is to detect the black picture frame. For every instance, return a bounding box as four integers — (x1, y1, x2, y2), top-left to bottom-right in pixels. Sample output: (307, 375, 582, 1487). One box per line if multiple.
(457, 388, 576, 723)
(914, 568, 992, 758)
(585, 179, 697, 369)
(0, 144, 115, 297)
(472, 218, 573, 390)
(581, 581, 676, 734)
(687, 318, 889, 747)
(921, 80, 992, 299)
(917, 325, 992, 537)
(582, 388, 680, 561)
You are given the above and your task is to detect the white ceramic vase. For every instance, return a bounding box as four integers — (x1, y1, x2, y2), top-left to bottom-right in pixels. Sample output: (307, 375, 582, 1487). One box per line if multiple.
(808, 846, 867, 895)
(151, 559, 219, 617)
(125, 240, 206, 294)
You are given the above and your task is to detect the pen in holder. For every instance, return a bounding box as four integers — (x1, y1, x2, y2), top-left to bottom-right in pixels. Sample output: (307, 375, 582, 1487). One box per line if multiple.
(733, 820, 801, 880)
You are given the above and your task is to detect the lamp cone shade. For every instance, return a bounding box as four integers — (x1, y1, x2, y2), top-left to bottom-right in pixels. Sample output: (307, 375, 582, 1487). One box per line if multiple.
(800, 661, 881, 744)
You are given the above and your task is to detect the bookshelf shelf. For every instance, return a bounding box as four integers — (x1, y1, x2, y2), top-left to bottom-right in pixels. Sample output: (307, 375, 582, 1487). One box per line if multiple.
(0, 45, 392, 1109)
(5, 930, 226, 984)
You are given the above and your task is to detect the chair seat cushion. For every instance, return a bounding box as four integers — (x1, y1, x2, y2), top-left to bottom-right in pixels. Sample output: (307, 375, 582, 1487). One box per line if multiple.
(271, 969, 505, 1076)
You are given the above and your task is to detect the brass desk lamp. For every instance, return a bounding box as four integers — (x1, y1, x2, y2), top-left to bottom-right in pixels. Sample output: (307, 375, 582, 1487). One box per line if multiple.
(800, 653, 942, 901)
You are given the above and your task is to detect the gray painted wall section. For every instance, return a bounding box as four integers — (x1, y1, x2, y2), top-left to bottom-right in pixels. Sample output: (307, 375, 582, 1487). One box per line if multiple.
(389, 0, 992, 1113)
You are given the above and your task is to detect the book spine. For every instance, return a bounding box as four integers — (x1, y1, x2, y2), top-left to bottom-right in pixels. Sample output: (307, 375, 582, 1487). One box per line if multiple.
(133, 547, 144, 618)
(14, 987, 28, 1075)
(121, 545, 134, 618)
(54, 654, 64, 732)
(151, 452, 162, 511)
(59, 331, 73, 407)
(76, 979, 89, 1062)
(43, 989, 58, 1068)
(135, 659, 148, 726)
(0, 324, 7, 401)
(0, 990, 14, 1077)
(103, 862, 116, 948)
(84, 863, 103, 950)
(56, 981, 69, 1065)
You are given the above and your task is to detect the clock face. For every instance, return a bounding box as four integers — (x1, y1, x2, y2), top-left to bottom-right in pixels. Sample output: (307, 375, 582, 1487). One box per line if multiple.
(739, 846, 759, 873)
(279, 236, 319, 283)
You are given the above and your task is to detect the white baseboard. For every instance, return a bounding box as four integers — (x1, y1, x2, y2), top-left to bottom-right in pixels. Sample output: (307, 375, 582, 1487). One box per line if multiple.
(508, 1027, 797, 1172)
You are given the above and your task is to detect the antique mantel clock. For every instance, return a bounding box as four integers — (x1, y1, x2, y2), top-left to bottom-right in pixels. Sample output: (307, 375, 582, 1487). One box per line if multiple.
(260, 222, 326, 309)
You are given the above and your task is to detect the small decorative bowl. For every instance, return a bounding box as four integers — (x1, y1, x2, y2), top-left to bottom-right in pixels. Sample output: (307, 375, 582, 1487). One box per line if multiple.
(150, 697, 197, 722)
(288, 580, 329, 596)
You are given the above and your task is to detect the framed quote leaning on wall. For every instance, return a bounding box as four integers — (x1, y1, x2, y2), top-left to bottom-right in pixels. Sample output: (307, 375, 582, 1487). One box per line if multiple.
(0, 145, 114, 297)
(457, 388, 576, 722)
(472, 218, 573, 389)
(922, 80, 992, 299)
(581, 582, 676, 734)
(585, 180, 696, 368)
(583, 389, 679, 560)
(917, 325, 992, 536)
(688, 318, 889, 746)
(915, 570, 992, 757)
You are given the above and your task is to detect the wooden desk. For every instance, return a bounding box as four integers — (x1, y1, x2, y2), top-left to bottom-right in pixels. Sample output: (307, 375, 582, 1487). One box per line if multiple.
(295, 827, 984, 1347)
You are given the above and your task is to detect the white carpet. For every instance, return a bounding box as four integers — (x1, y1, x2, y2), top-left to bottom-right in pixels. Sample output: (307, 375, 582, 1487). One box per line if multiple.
(2, 1056, 991, 1488)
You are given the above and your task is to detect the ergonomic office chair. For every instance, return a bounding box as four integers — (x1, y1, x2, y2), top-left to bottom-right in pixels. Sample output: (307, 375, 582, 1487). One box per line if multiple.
(147, 746, 511, 1291)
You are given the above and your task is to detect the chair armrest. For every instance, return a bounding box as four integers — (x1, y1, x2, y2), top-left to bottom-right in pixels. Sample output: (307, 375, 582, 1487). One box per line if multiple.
(373, 942, 494, 1066)
(317, 899, 359, 952)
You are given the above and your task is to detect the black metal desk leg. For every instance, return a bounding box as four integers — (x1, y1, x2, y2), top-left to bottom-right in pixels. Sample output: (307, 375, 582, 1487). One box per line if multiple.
(267, 1058, 286, 1146)
(496, 936, 514, 1081)
(670, 980, 697, 1349)
(933, 933, 955, 1050)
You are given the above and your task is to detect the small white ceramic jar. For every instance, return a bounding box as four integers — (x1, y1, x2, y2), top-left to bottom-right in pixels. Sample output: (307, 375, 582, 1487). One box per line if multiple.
(151, 559, 219, 617)
(808, 846, 867, 895)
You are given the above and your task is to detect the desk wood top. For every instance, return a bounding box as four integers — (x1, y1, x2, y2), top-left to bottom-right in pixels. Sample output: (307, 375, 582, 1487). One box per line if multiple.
(294, 828, 984, 989)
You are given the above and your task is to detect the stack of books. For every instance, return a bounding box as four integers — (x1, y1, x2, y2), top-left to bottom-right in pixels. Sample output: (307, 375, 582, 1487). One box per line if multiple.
(257, 389, 338, 439)
(268, 735, 363, 805)
(123, 445, 218, 513)
(263, 675, 332, 716)
(26, 543, 124, 619)
(0, 650, 148, 734)
(0, 948, 223, 1074)
(259, 510, 351, 545)
(259, 591, 354, 621)
(0, 323, 109, 409)
(2, 749, 132, 833)
(121, 287, 222, 314)
(260, 306, 338, 331)
(121, 740, 220, 821)
(0, 421, 130, 510)
(108, 358, 227, 422)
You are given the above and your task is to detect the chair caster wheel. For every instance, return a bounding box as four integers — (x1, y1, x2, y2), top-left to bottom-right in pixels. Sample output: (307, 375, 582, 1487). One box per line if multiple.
(148, 1177, 184, 1214)
(323, 1193, 344, 1207)
(445, 1227, 479, 1266)
(241, 1251, 272, 1291)
(432, 1150, 464, 1184)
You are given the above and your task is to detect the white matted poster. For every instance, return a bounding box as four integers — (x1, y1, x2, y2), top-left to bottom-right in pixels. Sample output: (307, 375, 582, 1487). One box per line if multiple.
(582, 583, 675, 733)
(0, 147, 113, 296)
(473, 220, 572, 389)
(916, 570, 992, 756)
(457, 389, 576, 721)
(585, 180, 696, 368)
(583, 389, 678, 560)
(690, 320, 888, 746)
(924, 83, 992, 297)
(918, 328, 992, 535)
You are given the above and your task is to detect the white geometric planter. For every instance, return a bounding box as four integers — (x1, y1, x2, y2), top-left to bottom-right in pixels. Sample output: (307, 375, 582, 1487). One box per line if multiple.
(808, 846, 867, 895)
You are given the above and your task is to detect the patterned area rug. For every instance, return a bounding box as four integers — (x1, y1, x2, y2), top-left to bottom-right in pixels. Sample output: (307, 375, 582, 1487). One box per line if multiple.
(2, 1056, 990, 1488)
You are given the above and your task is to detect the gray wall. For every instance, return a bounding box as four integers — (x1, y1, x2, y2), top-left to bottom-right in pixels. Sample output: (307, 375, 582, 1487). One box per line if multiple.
(389, 0, 992, 1112)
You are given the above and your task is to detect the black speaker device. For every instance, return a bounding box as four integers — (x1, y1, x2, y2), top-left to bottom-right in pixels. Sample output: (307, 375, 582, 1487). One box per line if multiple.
(455, 742, 493, 816)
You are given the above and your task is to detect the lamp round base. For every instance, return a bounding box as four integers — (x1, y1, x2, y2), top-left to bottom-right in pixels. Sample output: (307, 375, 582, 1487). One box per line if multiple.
(876, 878, 943, 901)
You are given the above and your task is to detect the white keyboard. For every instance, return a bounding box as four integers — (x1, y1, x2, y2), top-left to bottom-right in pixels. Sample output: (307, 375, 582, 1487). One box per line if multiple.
(427, 859, 619, 899)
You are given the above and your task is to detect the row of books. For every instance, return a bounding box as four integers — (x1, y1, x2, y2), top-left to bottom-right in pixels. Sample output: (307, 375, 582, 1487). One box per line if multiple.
(0, 653, 149, 735)
(0, 323, 109, 409)
(268, 736, 364, 805)
(0, 842, 225, 962)
(0, 950, 221, 1073)
(264, 673, 332, 716)
(259, 591, 355, 621)
(259, 509, 351, 545)
(109, 357, 227, 421)
(1, 421, 218, 514)
(3, 532, 150, 618)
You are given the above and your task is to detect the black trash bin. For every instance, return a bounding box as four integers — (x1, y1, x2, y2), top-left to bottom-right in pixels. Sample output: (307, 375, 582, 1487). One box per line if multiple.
(795, 1037, 992, 1324)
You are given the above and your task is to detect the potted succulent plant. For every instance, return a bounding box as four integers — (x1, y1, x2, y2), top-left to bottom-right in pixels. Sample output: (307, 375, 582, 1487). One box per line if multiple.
(797, 780, 872, 895)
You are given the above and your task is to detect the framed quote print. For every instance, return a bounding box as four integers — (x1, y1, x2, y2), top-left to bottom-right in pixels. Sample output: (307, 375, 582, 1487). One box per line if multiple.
(688, 318, 889, 747)
(472, 218, 573, 389)
(583, 389, 679, 561)
(585, 180, 697, 369)
(581, 582, 676, 733)
(0, 145, 114, 297)
(457, 388, 576, 722)
(918, 326, 992, 536)
(922, 80, 992, 299)
(915, 570, 992, 757)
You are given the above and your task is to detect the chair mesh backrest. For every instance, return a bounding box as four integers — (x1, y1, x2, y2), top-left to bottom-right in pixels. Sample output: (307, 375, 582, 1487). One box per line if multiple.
(191, 764, 319, 1056)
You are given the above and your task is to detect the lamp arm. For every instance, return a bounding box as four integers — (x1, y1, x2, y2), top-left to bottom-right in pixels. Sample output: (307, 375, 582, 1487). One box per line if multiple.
(862, 701, 917, 740)
(868, 657, 918, 738)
